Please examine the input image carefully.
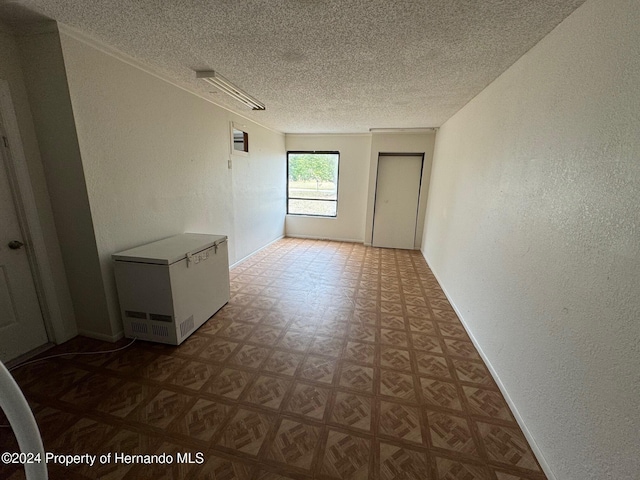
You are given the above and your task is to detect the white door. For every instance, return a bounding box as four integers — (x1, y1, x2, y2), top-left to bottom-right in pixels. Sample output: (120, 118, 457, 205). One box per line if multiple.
(0, 134, 48, 362)
(372, 154, 423, 249)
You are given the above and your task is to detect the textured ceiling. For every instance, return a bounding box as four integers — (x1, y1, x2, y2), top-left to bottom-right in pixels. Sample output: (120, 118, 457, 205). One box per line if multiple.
(1, 0, 587, 133)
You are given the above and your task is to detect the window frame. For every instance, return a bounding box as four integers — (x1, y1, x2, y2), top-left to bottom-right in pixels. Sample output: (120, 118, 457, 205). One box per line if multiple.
(230, 122, 249, 156)
(286, 150, 340, 218)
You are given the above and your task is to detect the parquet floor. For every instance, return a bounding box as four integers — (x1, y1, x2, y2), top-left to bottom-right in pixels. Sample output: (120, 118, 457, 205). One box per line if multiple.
(0, 238, 546, 479)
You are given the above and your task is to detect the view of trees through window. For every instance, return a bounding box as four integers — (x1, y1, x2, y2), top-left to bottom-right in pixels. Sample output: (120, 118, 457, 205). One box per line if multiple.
(287, 152, 339, 216)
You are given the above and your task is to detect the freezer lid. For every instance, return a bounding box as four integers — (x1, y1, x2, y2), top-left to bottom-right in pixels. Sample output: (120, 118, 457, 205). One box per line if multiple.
(112, 233, 227, 265)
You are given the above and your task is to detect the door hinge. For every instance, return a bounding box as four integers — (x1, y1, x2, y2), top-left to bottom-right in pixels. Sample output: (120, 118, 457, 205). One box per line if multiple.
(2, 136, 8, 148)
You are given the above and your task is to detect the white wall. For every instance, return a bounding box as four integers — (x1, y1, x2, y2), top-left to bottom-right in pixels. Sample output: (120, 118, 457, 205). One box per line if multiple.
(16, 26, 108, 341)
(422, 0, 640, 478)
(284, 132, 435, 245)
(285, 134, 371, 242)
(0, 22, 77, 343)
(365, 132, 435, 248)
(58, 30, 286, 339)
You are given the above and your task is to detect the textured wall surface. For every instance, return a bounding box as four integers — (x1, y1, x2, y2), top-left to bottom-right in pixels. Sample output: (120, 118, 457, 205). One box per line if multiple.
(59, 32, 285, 338)
(285, 134, 371, 242)
(422, 0, 640, 478)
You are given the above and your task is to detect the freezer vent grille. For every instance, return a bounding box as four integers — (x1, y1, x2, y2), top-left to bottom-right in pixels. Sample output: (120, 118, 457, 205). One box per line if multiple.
(125, 310, 147, 319)
(152, 324, 169, 337)
(179, 315, 194, 339)
(150, 313, 172, 322)
(130, 322, 148, 334)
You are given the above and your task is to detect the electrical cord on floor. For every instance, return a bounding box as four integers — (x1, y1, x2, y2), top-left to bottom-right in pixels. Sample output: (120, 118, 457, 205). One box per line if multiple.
(7, 337, 138, 373)
(0, 337, 137, 428)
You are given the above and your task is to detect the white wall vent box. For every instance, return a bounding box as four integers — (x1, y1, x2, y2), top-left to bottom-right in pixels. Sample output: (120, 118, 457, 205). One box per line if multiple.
(112, 233, 230, 345)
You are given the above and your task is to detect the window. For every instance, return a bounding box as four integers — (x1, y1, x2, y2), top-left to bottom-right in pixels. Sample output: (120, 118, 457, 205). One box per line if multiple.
(233, 128, 248, 153)
(287, 151, 339, 217)
(230, 122, 249, 155)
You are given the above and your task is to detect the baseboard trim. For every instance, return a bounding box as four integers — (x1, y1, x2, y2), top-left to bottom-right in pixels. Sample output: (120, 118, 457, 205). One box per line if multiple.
(420, 250, 556, 480)
(284, 234, 362, 243)
(230, 235, 285, 269)
(4, 343, 55, 369)
(77, 329, 124, 343)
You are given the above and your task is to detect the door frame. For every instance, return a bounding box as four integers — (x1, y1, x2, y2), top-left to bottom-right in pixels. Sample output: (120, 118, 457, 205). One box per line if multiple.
(363, 131, 437, 249)
(371, 153, 424, 249)
(0, 79, 66, 345)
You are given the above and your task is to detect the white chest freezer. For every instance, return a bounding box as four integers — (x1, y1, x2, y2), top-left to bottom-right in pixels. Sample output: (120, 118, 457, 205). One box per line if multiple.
(112, 233, 230, 345)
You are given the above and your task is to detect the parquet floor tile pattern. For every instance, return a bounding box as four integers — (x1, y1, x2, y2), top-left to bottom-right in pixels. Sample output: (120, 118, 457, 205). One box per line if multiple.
(0, 238, 546, 479)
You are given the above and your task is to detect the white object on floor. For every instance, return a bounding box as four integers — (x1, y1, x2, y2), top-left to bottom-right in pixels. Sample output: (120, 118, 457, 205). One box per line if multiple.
(112, 233, 230, 345)
(0, 360, 47, 479)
